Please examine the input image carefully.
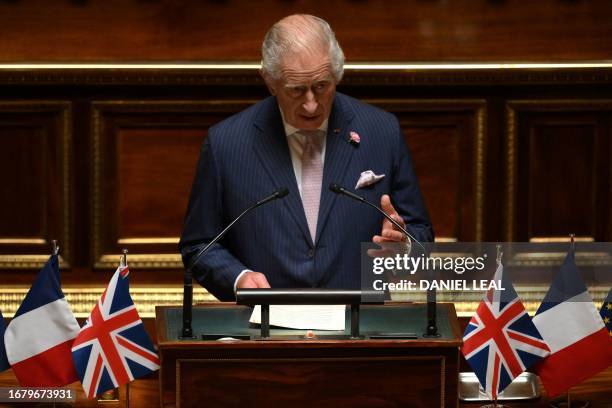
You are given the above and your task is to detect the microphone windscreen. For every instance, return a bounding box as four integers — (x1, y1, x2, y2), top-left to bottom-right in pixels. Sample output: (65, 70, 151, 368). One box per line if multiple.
(329, 183, 342, 193)
(276, 187, 289, 198)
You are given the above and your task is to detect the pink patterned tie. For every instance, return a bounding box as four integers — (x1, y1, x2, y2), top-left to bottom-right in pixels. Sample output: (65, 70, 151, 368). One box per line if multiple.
(300, 130, 324, 242)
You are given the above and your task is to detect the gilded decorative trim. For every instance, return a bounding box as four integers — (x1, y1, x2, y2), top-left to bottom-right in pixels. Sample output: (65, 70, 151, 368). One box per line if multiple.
(2, 63, 612, 70)
(0, 255, 68, 269)
(118, 237, 180, 245)
(505, 104, 516, 242)
(91, 100, 257, 269)
(94, 254, 183, 269)
(530, 236, 594, 243)
(364, 99, 486, 242)
(0, 63, 611, 85)
(474, 106, 486, 241)
(505, 100, 612, 242)
(0, 101, 71, 268)
(0, 238, 47, 244)
(391, 285, 609, 317)
(92, 105, 103, 269)
(0, 285, 606, 320)
(0, 286, 215, 318)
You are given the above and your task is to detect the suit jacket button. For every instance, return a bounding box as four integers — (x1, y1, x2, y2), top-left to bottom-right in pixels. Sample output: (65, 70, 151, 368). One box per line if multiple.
(307, 249, 315, 258)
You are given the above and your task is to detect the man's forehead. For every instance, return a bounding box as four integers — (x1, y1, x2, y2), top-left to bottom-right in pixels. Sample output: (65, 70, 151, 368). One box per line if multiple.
(279, 61, 333, 84)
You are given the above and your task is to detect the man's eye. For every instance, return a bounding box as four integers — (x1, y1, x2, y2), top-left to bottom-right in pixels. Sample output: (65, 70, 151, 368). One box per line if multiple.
(316, 82, 327, 91)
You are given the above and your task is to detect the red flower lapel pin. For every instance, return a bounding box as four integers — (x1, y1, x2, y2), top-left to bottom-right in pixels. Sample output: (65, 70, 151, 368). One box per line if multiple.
(349, 131, 361, 146)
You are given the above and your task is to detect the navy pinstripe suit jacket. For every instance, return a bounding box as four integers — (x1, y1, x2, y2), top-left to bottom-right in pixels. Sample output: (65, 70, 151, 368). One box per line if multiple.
(179, 92, 433, 301)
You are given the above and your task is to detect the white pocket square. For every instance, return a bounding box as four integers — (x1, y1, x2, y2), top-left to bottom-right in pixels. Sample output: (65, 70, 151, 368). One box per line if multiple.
(355, 170, 385, 189)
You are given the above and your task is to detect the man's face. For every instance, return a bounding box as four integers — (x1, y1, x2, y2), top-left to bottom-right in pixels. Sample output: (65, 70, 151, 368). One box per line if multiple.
(265, 50, 336, 130)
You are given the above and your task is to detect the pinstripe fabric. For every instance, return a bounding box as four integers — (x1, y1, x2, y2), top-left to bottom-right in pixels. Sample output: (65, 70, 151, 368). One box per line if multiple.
(179, 93, 434, 301)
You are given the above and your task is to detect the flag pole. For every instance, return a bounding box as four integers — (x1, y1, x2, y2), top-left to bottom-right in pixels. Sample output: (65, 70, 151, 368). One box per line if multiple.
(122, 248, 129, 408)
(548, 234, 588, 408)
(52, 239, 59, 256)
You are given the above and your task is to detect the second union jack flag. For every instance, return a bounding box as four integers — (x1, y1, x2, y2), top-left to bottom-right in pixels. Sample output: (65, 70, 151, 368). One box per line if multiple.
(71, 265, 159, 398)
(462, 263, 550, 400)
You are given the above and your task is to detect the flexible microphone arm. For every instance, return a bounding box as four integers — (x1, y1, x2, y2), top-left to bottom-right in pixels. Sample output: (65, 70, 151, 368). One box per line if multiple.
(329, 183, 426, 254)
(329, 183, 439, 337)
(180, 187, 289, 339)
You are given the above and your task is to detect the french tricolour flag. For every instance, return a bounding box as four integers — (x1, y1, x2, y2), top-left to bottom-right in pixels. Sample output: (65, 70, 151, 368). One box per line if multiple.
(533, 247, 612, 397)
(4, 254, 80, 386)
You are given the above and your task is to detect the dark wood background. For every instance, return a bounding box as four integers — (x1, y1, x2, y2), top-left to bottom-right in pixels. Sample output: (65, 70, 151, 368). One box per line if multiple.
(1, 0, 612, 62)
(0, 0, 611, 289)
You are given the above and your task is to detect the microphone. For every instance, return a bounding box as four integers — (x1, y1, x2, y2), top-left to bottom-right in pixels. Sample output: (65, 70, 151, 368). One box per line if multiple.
(329, 183, 425, 254)
(329, 183, 439, 337)
(180, 187, 289, 339)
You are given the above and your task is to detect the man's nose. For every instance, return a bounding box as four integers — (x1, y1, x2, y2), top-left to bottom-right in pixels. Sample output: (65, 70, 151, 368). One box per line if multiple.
(302, 90, 318, 114)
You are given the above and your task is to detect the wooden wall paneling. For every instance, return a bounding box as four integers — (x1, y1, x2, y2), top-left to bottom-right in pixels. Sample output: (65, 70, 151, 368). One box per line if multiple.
(505, 101, 612, 243)
(1, 1, 612, 62)
(0, 101, 72, 268)
(91, 100, 256, 269)
(368, 100, 486, 242)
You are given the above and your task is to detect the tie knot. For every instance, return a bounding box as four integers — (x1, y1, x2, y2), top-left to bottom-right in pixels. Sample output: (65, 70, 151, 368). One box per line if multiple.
(300, 129, 324, 150)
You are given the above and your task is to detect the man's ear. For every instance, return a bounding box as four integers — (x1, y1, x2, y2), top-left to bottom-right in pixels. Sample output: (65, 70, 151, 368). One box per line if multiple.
(260, 69, 276, 96)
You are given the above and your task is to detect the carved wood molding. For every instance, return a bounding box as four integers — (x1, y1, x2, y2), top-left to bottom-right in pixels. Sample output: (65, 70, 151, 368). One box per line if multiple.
(505, 99, 612, 243)
(0, 101, 72, 268)
(0, 65, 611, 86)
(91, 100, 256, 269)
(366, 99, 487, 242)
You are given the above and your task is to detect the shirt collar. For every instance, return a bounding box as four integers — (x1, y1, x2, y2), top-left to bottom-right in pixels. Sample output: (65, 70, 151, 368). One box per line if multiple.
(279, 106, 328, 137)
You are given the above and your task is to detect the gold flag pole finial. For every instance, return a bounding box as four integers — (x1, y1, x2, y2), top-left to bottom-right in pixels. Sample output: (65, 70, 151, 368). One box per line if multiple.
(120, 248, 128, 268)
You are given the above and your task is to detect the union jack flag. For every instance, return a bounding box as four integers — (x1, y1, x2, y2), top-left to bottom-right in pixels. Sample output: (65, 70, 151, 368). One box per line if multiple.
(71, 266, 159, 398)
(462, 263, 550, 400)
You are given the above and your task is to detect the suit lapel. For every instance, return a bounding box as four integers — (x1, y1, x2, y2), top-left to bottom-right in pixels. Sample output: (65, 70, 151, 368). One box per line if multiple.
(252, 99, 313, 245)
(316, 95, 356, 242)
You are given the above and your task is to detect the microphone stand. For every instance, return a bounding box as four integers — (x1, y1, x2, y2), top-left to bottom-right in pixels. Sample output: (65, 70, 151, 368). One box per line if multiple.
(180, 188, 289, 339)
(329, 183, 439, 337)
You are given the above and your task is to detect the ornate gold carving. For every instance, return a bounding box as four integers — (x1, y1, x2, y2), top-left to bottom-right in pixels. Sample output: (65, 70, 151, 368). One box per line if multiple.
(94, 254, 183, 269)
(392, 285, 610, 317)
(118, 237, 180, 245)
(364, 99, 486, 242)
(505, 100, 612, 242)
(0, 284, 606, 320)
(474, 106, 486, 242)
(0, 238, 47, 244)
(506, 104, 516, 242)
(0, 286, 215, 318)
(0, 255, 68, 269)
(0, 64, 611, 85)
(530, 236, 594, 243)
(91, 100, 256, 269)
(0, 101, 72, 268)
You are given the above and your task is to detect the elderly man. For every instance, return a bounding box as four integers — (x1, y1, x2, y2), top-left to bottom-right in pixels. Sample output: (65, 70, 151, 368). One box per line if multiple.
(179, 14, 433, 301)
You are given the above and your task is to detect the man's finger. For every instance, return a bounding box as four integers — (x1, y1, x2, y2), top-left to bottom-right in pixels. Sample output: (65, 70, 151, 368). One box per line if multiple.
(253, 273, 271, 288)
(380, 194, 396, 215)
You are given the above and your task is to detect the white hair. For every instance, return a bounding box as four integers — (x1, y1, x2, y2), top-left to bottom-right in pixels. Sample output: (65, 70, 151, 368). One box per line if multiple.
(261, 14, 345, 83)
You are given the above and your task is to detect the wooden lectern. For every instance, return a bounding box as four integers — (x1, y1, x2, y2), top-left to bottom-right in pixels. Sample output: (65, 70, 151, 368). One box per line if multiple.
(156, 303, 462, 408)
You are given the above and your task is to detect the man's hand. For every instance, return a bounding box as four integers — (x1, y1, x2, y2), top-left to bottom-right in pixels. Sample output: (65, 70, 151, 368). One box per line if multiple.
(369, 194, 407, 257)
(236, 271, 271, 289)
(373, 194, 406, 243)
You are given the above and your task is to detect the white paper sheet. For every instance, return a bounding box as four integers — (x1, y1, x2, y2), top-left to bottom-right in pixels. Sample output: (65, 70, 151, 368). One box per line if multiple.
(249, 304, 346, 331)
